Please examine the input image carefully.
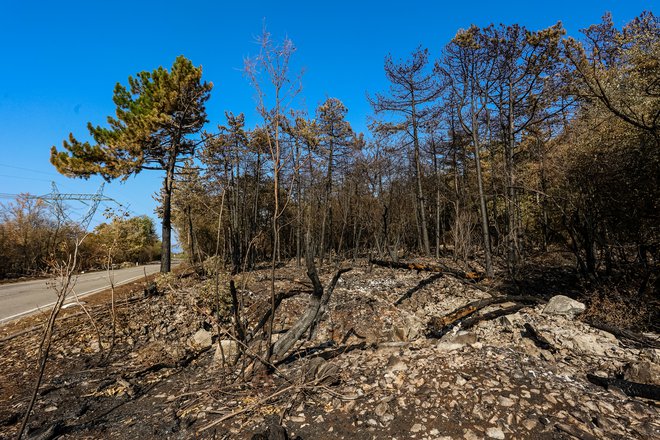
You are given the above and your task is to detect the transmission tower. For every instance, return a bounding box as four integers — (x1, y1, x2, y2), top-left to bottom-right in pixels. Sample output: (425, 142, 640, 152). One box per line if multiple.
(0, 182, 125, 230)
(39, 182, 119, 230)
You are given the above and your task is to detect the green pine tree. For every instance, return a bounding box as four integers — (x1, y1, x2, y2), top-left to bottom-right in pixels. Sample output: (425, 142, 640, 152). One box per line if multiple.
(51, 55, 213, 272)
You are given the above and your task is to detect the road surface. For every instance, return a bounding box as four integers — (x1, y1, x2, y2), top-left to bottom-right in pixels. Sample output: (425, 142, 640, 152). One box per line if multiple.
(0, 263, 161, 323)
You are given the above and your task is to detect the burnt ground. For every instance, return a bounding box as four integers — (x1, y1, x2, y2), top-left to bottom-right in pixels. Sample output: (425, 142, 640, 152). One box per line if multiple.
(0, 259, 659, 439)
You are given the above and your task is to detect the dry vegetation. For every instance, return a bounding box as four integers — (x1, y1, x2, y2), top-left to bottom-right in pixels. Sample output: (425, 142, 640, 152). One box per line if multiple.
(1, 10, 659, 440)
(1, 259, 659, 439)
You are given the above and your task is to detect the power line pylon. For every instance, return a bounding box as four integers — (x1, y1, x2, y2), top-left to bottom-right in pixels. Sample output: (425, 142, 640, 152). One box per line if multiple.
(39, 182, 118, 230)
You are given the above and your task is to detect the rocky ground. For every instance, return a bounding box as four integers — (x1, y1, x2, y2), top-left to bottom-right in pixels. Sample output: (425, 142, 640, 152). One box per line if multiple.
(0, 260, 658, 439)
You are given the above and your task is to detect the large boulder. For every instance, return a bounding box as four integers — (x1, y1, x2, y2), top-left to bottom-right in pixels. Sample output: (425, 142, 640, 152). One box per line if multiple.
(542, 295, 586, 319)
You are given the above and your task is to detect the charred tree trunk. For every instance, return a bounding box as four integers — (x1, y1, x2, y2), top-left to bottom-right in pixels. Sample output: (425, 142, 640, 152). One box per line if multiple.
(470, 108, 494, 278)
(270, 262, 351, 360)
(412, 98, 431, 256)
(160, 162, 175, 273)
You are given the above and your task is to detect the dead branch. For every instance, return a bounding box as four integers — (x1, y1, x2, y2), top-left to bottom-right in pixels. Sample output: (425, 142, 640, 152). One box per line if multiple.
(70, 288, 104, 358)
(523, 322, 556, 352)
(129, 345, 212, 379)
(217, 327, 292, 384)
(270, 264, 351, 361)
(426, 296, 543, 338)
(370, 259, 484, 281)
(457, 304, 528, 333)
(586, 373, 660, 401)
(394, 272, 444, 305)
(585, 320, 660, 349)
(249, 289, 312, 342)
(1, 289, 147, 345)
(199, 357, 342, 434)
(277, 340, 368, 366)
(0, 324, 45, 344)
(302, 341, 367, 363)
(17, 236, 85, 440)
(340, 327, 366, 345)
(197, 384, 297, 433)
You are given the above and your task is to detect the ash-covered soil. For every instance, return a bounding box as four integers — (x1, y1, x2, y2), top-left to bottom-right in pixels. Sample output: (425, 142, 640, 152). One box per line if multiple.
(1, 260, 658, 439)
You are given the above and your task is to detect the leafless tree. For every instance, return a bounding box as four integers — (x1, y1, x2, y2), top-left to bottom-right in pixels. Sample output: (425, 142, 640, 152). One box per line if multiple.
(369, 47, 442, 256)
(244, 26, 302, 360)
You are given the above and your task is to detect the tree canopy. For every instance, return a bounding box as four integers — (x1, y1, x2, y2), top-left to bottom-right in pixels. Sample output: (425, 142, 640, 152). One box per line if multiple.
(50, 55, 213, 272)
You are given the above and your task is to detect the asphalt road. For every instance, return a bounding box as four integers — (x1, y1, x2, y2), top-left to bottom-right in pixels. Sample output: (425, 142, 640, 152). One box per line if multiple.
(0, 263, 161, 323)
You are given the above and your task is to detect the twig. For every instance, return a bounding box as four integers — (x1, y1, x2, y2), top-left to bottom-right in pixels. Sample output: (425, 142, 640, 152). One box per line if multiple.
(17, 235, 86, 439)
(197, 384, 296, 433)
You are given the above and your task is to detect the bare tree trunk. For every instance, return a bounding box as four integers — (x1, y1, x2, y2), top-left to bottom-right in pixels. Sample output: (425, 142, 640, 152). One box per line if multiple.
(412, 101, 431, 255)
(452, 148, 461, 261)
(336, 185, 351, 258)
(505, 84, 520, 275)
(295, 142, 302, 267)
(185, 205, 197, 265)
(538, 134, 550, 251)
(267, 143, 279, 361)
(470, 110, 494, 278)
(160, 163, 174, 273)
(251, 150, 261, 269)
(429, 133, 443, 259)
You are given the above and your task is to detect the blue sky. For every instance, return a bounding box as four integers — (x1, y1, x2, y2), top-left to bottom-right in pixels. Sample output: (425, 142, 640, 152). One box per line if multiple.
(0, 0, 653, 237)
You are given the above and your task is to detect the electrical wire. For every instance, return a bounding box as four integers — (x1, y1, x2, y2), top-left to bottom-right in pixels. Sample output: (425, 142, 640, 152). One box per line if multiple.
(0, 163, 59, 176)
(0, 174, 53, 182)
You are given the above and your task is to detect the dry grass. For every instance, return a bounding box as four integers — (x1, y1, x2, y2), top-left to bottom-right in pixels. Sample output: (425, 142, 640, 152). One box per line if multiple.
(582, 287, 659, 332)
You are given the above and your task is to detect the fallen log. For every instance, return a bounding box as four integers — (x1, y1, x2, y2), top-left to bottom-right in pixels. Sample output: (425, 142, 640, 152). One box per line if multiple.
(426, 296, 543, 338)
(370, 259, 484, 281)
(457, 304, 527, 333)
(585, 320, 660, 349)
(586, 373, 660, 401)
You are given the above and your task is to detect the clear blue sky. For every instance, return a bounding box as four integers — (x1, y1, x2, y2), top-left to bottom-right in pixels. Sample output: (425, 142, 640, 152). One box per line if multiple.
(0, 0, 652, 237)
